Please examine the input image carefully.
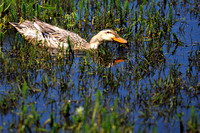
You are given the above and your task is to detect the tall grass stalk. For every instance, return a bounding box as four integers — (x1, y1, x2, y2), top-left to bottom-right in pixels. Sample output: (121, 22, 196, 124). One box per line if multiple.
(22, 1, 26, 19)
(36, 3, 41, 19)
(0, 31, 3, 46)
(92, 90, 101, 124)
(116, 0, 123, 25)
(169, 4, 173, 27)
(96, 2, 101, 26)
(124, 0, 130, 18)
(78, 0, 83, 28)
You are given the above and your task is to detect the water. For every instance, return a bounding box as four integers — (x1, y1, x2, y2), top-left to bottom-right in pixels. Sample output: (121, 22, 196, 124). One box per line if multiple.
(0, 0, 200, 132)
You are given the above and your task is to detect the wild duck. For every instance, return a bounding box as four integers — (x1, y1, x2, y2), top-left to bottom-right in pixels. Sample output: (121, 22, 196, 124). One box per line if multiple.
(9, 19, 127, 50)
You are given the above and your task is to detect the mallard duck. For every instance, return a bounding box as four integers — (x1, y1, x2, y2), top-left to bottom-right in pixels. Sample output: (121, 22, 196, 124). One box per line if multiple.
(9, 19, 127, 50)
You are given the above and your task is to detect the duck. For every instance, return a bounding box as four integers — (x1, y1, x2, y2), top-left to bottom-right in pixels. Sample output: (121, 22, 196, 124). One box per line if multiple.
(9, 19, 127, 50)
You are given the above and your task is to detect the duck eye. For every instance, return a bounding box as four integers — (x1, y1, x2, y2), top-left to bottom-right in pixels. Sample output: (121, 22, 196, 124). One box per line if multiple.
(106, 31, 111, 34)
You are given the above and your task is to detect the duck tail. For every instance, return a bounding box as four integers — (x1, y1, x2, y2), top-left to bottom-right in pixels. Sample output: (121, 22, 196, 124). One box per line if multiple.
(9, 22, 24, 34)
(9, 22, 19, 28)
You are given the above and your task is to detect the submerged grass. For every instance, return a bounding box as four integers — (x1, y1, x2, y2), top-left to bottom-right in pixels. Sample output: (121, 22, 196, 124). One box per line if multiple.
(9, 90, 133, 132)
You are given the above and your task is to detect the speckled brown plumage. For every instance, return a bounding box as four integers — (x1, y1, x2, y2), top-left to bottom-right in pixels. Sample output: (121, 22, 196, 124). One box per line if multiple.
(10, 19, 89, 50)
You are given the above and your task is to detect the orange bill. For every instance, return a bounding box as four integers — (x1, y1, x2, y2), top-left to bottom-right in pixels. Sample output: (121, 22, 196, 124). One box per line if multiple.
(113, 36, 127, 44)
(114, 59, 125, 63)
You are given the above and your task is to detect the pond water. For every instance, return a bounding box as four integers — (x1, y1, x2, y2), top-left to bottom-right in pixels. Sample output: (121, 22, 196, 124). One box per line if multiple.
(0, 0, 199, 132)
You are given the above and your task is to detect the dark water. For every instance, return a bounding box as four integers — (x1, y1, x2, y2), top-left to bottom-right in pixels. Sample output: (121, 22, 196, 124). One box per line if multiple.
(0, 0, 200, 132)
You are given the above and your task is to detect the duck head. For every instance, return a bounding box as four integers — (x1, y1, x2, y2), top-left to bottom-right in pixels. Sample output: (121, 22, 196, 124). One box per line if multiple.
(89, 29, 127, 49)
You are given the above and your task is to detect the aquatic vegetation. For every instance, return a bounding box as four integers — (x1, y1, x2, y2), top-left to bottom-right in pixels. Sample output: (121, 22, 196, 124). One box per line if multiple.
(0, 0, 199, 132)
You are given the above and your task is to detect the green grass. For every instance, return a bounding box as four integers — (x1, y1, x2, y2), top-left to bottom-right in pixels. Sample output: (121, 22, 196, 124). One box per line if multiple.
(0, 0, 199, 132)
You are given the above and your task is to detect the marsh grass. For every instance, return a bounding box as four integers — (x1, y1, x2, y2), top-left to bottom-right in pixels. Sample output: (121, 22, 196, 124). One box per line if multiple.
(0, 0, 199, 132)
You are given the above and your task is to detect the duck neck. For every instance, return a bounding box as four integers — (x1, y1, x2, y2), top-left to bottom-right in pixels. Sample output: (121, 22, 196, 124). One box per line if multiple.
(89, 34, 102, 49)
(89, 42, 101, 49)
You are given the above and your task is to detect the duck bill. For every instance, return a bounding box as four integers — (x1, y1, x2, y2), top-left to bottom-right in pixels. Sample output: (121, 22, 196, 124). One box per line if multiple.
(114, 59, 125, 63)
(113, 36, 127, 44)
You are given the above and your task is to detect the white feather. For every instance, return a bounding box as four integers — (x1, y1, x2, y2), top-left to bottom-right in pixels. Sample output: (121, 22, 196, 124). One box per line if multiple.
(34, 22, 41, 31)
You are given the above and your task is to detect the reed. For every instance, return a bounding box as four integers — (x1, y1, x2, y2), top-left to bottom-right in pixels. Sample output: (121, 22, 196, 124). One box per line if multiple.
(177, 113, 184, 132)
(168, 3, 173, 27)
(0, 31, 3, 46)
(78, 0, 83, 28)
(22, 1, 26, 19)
(59, 7, 63, 17)
(96, 2, 101, 27)
(29, 3, 34, 19)
(124, 0, 130, 18)
(153, 125, 157, 133)
(36, 3, 41, 19)
(0, 0, 11, 19)
(116, 0, 123, 25)
(140, 5, 144, 21)
(182, 106, 199, 132)
(92, 90, 101, 124)
(85, 0, 90, 23)
(156, 11, 160, 32)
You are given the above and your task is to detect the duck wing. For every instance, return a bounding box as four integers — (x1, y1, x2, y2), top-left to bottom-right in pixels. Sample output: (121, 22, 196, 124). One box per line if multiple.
(33, 20, 89, 49)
